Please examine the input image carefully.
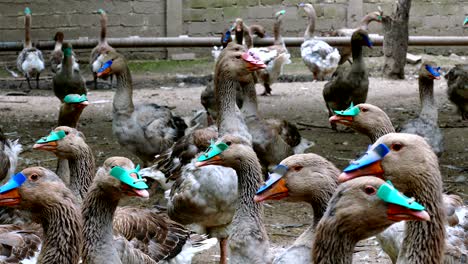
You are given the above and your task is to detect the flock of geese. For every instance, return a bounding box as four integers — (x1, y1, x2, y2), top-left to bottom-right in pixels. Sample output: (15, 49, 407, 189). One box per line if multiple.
(2, 3, 467, 264)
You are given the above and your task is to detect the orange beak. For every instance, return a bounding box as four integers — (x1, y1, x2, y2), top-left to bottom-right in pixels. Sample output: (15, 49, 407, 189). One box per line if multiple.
(254, 178, 289, 202)
(329, 115, 353, 126)
(387, 203, 430, 222)
(76, 101, 89, 109)
(96, 67, 111, 78)
(195, 155, 222, 167)
(338, 161, 384, 183)
(0, 189, 21, 206)
(121, 184, 149, 198)
(33, 141, 58, 152)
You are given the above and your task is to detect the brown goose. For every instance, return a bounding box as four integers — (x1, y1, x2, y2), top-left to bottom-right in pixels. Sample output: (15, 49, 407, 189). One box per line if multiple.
(52, 43, 87, 103)
(0, 167, 82, 264)
(82, 156, 216, 264)
(312, 176, 429, 264)
(196, 139, 430, 264)
(330, 62, 443, 155)
(254, 153, 339, 263)
(94, 51, 187, 166)
(16, 7, 44, 92)
(50, 32, 80, 73)
(329, 103, 463, 263)
(323, 29, 372, 130)
(33, 126, 95, 202)
(339, 133, 468, 263)
(90, 9, 115, 89)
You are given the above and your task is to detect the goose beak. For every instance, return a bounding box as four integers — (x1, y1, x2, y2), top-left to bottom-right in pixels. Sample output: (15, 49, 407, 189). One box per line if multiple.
(387, 204, 430, 222)
(242, 52, 266, 72)
(0, 189, 21, 206)
(329, 115, 353, 126)
(76, 100, 89, 109)
(338, 161, 384, 183)
(195, 156, 222, 167)
(254, 178, 288, 202)
(121, 184, 150, 198)
(33, 141, 58, 152)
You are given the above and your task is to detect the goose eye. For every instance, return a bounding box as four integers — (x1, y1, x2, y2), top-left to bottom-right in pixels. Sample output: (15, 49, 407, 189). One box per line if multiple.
(225, 141, 232, 146)
(361, 107, 368, 112)
(30, 174, 39, 181)
(364, 185, 376, 195)
(64, 131, 69, 135)
(391, 143, 403, 151)
(235, 55, 241, 59)
(292, 166, 303, 172)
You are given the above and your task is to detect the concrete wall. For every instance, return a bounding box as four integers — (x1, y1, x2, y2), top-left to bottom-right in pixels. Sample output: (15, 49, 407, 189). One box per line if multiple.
(1, 0, 467, 62)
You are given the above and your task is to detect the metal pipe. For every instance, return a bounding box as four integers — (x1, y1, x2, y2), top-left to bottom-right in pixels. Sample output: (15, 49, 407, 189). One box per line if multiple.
(1, 36, 467, 51)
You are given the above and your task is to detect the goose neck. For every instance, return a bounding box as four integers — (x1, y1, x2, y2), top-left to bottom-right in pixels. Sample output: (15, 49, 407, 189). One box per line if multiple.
(418, 77, 438, 123)
(37, 196, 82, 264)
(273, 16, 283, 45)
(68, 144, 95, 203)
(243, 24, 253, 49)
(24, 14, 32, 48)
(82, 183, 121, 262)
(313, 218, 355, 264)
(304, 7, 316, 40)
(359, 15, 374, 30)
(99, 13, 108, 44)
(369, 125, 395, 143)
(351, 43, 364, 63)
(113, 65, 135, 118)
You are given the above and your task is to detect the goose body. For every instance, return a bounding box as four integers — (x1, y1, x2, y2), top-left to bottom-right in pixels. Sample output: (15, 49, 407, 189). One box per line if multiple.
(50, 32, 79, 73)
(52, 43, 87, 103)
(16, 8, 44, 92)
(445, 64, 468, 120)
(339, 133, 468, 263)
(299, 3, 340, 81)
(323, 29, 371, 129)
(95, 51, 187, 166)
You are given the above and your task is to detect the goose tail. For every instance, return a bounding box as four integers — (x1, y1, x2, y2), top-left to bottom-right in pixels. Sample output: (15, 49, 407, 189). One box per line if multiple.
(162, 234, 217, 264)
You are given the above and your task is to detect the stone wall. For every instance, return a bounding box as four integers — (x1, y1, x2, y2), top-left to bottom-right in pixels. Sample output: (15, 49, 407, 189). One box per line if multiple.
(1, 0, 467, 63)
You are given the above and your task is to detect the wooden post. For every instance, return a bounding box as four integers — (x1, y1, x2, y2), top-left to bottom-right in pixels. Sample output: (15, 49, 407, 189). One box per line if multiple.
(382, 0, 412, 79)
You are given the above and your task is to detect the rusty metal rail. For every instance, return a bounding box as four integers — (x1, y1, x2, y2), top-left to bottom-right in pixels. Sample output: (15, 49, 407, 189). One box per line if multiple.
(0, 36, 467, 51)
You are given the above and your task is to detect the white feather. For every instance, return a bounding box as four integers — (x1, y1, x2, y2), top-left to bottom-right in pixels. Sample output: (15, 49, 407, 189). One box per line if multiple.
(161, 237, 218, 264)
(21, 51, 45, 75)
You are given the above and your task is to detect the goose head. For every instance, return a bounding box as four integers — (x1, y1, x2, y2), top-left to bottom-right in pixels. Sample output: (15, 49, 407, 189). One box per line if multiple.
(95, 156, 149, 198)
(363, 11, 383, 23)
(254, 154, 338, 203)
(318, 176, 429, 240)
(420, 61, 441, 80)
(53, 31, 64, 42)
(338, 133, 440, 197)
(0, 167, 72, 210)
(464, 17, 468, 27)
(33, 126, 86, 159)
(195, 135, 253, 171)
(95, 51, 125, 78)
(329, 103, 393, 136)
(216, 43, 266, 80)
(352, 29, 373, 48)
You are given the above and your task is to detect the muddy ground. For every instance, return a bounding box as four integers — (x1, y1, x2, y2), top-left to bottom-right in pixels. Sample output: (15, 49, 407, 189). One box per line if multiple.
(0, 55, 467, 263)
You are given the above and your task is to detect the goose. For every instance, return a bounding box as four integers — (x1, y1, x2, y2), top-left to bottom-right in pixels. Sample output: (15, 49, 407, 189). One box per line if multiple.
(331, 62, 444, 156)
(323, 29, 372, 130)
(298, 3, 341, 81)
(445, 63, 468, 120)
(254, 153, 339, 263)
(90, 9, 115, 89)
(247, 10, 291, 96)
(329, 102, 463, 263)
(0, 167, 82, 264)
(53, 42, 87, 103)
(33, 126, 95, 202)
(58, 94, 89, 128)
(339, 133, 468, 263)
(82, 156, 217, 264)
(329, 10, 382, 65)
(94, 51, 187, 166)
(50, 32, 80, 73)
(16, 7, 44, 92)
(141, 45, 269, 264)
(196, 139, 430, 264)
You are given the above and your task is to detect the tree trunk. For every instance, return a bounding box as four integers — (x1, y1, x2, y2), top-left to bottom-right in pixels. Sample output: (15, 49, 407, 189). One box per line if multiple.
(382, 0, 412, 79)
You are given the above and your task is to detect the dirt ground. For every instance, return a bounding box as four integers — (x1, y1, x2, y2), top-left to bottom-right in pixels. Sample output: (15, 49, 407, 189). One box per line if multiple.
(0, 58, 467, 263)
